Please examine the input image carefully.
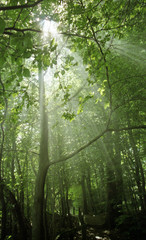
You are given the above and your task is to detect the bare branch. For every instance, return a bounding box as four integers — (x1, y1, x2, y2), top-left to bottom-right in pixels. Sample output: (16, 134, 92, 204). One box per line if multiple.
(111, 74, 146, 87)
(60, 32, 93, 41)
(0, 0, 43, 11)
(113, 97, 146, 112)
(108, 126, 146, 132)
(3, 149, 40, 156)
(48, 82, 87, 114)
(5, 27, 41, 33)
(48, 125, 146, 167)
(3, 31, 13, 35)
(13, 9, 23, 28)
(49, 129, 107, 167)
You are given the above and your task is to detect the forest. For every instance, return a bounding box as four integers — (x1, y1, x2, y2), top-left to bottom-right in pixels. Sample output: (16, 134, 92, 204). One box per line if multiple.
(0, 0, 146, 240)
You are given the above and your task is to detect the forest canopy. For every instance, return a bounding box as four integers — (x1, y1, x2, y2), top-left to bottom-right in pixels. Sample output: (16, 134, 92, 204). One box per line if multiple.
(0, 0, 146, 240)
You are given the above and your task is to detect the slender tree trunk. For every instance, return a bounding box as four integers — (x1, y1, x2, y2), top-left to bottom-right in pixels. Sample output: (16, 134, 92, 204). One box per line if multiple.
(113, 123, 123, 214)
(86, 169, 96, 214)
(11, 137, 16, 187)
(0, 184, 7, 240)
(104, 132, 118, 228)
(128, 128, 146, 211)
(32, 163, 49, 240)
(79, 208, 86, 240)
(2, 181, 29, 240)
(106, 163, 117, 228)
(32, 65, 49, 240)
(0, 76, 7, 240)
(81, 175, 88, 215)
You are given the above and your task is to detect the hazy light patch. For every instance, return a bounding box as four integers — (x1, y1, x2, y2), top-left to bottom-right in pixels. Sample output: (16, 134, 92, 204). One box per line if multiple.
(109, 39, 146, 64)
(42, 20, 58, 39)
(42, 20, 60, 97)
(42, 20, 88, 101)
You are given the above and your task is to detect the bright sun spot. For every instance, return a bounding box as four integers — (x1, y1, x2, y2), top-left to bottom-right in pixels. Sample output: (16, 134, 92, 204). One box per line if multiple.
(43, 20, 58, 38)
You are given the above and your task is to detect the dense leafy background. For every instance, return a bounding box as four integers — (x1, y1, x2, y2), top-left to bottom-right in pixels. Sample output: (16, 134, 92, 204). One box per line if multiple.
(0, 0, 145, 240)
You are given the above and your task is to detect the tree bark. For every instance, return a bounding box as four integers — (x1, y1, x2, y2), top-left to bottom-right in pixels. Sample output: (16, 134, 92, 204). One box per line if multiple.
(32, 66, 49, 240)
(128, 128, 146, 211)
(2, 181, 29, 240)
(0, 75, 7, 240)
(113, 121, 123, 214)
(81, 175, 88, 215)
(86, 169, 96, 214)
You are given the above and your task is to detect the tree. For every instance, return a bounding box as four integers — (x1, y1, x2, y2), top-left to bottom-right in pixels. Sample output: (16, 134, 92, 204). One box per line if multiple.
(0, 0, 145, 239)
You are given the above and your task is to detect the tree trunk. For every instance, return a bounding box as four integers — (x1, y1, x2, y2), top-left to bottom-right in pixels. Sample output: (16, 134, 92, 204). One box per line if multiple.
(113, 123, 123, 214)
(2, 181, 29, 240)
(81, 175, 88, 215)
(104, 132, 118, 228)
(0, 75, 7, 240)
(32, 164, 49, 240)
(128, 128, 146, 211)
(32, 66, 49, 240)
(86, 169, 96, 214)
(0, 184, 7, 240)
(106, 163, 117, 228)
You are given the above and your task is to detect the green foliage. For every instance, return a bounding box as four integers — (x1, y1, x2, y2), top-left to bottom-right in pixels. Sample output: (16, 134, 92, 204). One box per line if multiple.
(77, 93, 94, 114)
(62, 110, 76, 122)
(23, 68, 31, 78)
(4, 235, 12, 240)
(0, 17, 5, 34)
(0, 0, 145, 239)
(115, 213, 146, 240)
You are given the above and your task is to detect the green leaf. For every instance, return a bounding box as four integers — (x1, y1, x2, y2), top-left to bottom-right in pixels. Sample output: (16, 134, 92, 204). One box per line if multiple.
(77, 104, 83, 114)
(62, 111, 76, 121)
(61, 70, 65, 75)
(42, 54, 50, 67)
(23, 51, 32, 58)
(23, 68, 31, 77)
(104, 102, 109, 109)
(0, 17, 5, 34)
(24, 33, 33, 49)
(54, 71, 59, 78)
(50, 38, 55, 47)
(0, 55, 5, 68)
(52, 59, 57, 65)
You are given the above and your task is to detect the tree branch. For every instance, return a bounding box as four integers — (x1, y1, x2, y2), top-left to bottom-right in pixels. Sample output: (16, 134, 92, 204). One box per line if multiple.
(108, 125, 146, 132)
(13, 9, 23, 28)
(5, 27, 41, 33)
(113, 97, 146, 112)
(48, 125, 146, 167)
(49, 129, 107, 167)
(3, 148, 40, 156)
(0, 0, 43, 11)
(60, 32, 93, 41)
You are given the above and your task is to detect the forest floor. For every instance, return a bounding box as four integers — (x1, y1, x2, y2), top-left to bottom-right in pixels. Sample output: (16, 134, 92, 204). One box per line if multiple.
(73, 227, 116, 240)
(73, 226, 146, 240)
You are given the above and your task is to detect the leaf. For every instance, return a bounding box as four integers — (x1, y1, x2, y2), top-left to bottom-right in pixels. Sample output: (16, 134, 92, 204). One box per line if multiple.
(62, 111, 76, 121)
(24, 33, 33, 49)
(54, 71, 59, 78)
(98, 88, 105, 96)
(104, 102, 110, 109)
(52, 59, 57, 65)
(0, 17, 5, 34)
(23, 51, 32, 58)
(0, 55, 5, 68)
(42, 54, 50, 67)
(77, 104, 83, 114)
(61, 70, 65, 75)
(50, 38, 55, 47)
(23, 68, 31, 77)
